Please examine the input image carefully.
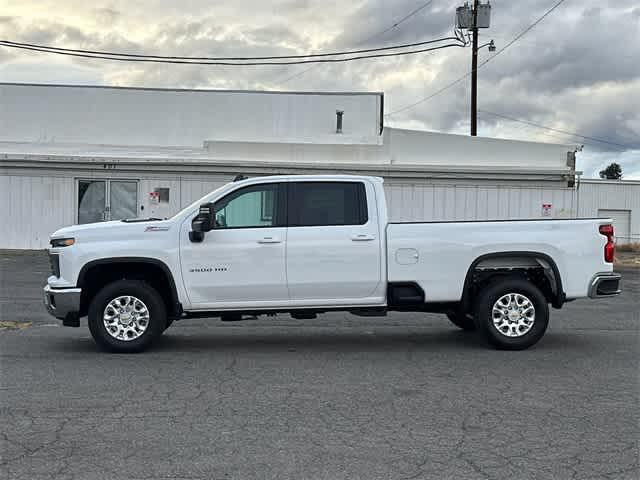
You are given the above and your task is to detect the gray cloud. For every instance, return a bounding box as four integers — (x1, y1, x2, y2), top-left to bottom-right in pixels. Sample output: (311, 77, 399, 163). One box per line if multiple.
(0, 0, 638, 177)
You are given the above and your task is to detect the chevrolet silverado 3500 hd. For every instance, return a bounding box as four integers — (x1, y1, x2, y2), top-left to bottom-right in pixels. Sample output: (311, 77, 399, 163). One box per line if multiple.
(44, 175, 621, 353)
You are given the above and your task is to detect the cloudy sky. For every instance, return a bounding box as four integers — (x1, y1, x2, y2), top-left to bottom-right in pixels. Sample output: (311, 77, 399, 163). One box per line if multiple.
(1, 0, 639, 178)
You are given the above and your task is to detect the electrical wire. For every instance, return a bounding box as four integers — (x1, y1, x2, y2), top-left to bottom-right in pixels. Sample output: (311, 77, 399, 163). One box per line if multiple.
(385, 0, 568, 117)
(478, 110, 633, 150)
(360, 0, 437, 44)
(0, 40, 465, 65)
(277, 0, 437, 85)
(0, 36, 459, 61)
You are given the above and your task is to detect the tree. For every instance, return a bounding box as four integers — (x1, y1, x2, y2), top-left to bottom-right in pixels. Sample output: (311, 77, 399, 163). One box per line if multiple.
(599, 162, 623, 180)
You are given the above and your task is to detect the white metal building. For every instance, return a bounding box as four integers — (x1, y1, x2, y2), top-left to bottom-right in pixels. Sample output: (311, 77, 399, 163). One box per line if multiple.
(577, 179, 640, 244)
(1, 82, 638, 249)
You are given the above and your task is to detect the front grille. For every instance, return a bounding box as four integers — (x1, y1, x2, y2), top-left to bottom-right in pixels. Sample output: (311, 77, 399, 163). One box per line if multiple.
(49, 253, 60, 277)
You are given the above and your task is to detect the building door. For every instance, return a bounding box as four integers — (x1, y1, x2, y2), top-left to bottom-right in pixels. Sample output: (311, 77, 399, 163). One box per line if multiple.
(78, 179, 138, 224)
(110, 181, 138, 221)
(598, 209, 631, 245)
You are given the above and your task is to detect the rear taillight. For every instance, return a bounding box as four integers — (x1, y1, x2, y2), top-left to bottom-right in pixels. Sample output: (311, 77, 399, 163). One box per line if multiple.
(599, 224, 615, 263)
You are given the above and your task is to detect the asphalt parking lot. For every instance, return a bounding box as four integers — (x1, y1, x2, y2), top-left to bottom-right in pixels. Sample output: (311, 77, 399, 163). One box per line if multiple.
(1, 251, 638, 480)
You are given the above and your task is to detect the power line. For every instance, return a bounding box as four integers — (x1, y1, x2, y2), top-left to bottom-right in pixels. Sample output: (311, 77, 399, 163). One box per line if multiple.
(360, 0, 437, 44)
(0, 40, 464, 65)
(386, 0, 568, 117)
(277, 0, 436, 85)
(0, 36, 458, 61)
(479, 109, 632, 150)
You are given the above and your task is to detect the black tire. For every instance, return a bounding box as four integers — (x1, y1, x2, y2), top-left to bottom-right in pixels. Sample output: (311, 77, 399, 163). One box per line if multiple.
(446, 312, 476, 331)
(163, 318, 174, 332)
(474, 278, 549, 350)
(88, 280, 167, 353)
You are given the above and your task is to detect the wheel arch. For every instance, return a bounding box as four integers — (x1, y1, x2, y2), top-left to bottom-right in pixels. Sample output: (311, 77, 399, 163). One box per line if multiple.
(461, 251, 565, 311)
(77, 257, 182, 318)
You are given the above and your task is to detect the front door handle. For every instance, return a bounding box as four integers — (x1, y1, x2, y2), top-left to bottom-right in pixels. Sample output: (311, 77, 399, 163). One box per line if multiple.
(257, 236, 282, 244)
(351, 234, 375, 241)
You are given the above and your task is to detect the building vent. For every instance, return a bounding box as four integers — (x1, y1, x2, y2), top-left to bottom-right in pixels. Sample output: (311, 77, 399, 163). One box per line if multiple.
(336, 110, 344, 134)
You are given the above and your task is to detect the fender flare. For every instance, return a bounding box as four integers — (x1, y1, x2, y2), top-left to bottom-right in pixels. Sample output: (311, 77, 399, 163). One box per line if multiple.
(461, 251, 565, 310)
(77, 257, 182, 317)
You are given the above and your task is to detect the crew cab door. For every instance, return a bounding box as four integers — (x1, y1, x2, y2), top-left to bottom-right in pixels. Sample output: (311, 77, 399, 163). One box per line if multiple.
(180, 182, 288, 307)
(285, 180, 384, 305)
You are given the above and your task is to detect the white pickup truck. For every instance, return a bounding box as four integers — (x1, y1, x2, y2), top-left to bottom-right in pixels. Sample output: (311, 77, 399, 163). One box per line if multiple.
(44, 175, 621, 353)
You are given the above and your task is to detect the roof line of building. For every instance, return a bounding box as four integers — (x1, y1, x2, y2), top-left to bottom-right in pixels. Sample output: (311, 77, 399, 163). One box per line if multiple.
(580, 178, 640, 185)
(0, 81, 384, 97)
(1, 157, 575, 181)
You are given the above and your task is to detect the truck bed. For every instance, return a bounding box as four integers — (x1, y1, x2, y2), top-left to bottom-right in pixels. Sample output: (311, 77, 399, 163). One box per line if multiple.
(386, 218, 612, 302)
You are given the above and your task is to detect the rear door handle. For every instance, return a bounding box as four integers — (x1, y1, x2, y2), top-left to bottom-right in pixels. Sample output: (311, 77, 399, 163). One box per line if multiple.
(257, 236, 282, 244)
(351, 234, 375, 241)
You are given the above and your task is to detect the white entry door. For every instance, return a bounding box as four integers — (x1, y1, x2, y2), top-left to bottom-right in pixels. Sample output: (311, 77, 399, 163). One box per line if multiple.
(180, 182, 289, 308)
(285, 180, 384, 305)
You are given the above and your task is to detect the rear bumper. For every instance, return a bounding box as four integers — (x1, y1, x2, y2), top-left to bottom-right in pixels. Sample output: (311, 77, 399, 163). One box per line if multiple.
(43, 285, 82, 325)
(588, 272, 622, 298)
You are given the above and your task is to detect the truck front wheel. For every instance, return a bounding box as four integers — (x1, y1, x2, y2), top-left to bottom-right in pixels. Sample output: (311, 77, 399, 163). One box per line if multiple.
(88, 280, 167, 353)
(474, 278, 549, 350)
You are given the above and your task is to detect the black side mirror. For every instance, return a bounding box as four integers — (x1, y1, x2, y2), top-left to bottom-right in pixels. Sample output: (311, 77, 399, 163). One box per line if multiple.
(189, 203, 215, 242)
(189, 231, 204, 243)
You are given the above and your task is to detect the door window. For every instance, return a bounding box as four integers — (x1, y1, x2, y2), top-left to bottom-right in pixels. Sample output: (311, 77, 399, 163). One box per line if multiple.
(110, 181, 138, 220)
(213, 183, 283, 229)
(78, 180, 106, 224)
(290, 182, 367, 227)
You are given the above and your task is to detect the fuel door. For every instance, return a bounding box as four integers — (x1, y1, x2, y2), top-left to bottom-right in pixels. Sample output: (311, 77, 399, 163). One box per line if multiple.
(395, 248, 419, 265)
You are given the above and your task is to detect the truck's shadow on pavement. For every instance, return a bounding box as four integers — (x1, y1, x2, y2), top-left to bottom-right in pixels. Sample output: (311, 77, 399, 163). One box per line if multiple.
(52, 327, 592, 354)
(154, 329, 487, 353)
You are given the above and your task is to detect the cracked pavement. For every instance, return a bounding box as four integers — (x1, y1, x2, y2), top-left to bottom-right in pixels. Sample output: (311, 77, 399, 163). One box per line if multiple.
(1, 252, 638, 479)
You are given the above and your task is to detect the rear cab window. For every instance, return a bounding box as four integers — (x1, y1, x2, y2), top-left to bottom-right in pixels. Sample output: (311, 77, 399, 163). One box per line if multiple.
(289, 181, 368, 227)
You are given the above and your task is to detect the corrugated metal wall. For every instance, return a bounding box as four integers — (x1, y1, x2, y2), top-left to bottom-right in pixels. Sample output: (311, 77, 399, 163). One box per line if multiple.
(0, 174, 76, 249)
(384, 183, 576, 222)
(1, 170, 584, 249)
(578, 180, 640, 244)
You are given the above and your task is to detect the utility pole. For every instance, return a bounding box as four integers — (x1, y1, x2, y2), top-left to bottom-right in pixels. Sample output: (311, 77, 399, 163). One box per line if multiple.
(470, 0, 479, 136)
(456, 1, 493, 136)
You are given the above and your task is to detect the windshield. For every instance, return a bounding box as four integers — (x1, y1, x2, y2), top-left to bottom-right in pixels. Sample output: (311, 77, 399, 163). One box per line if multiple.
(169, 182, 231, 220)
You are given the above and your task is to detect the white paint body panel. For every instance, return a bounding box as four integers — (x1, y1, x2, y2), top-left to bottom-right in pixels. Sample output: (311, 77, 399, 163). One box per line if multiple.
(46, 175, 613, 312)
(285, 178, 386, 305)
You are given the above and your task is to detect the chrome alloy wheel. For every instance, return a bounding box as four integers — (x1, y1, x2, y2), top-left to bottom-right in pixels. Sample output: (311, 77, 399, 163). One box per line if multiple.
(103, 296, 150, 341)
(491, 293, 535, 338)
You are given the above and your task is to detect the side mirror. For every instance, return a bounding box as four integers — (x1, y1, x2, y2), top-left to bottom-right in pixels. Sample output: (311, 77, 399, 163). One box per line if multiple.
(189, 203, 215, 242)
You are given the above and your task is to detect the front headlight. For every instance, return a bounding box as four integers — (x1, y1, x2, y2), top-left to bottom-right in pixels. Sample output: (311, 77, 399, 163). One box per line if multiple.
(50, 238, 75, 248)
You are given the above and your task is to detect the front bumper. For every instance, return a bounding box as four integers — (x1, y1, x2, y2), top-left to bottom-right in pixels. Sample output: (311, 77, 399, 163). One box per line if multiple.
(588, 272, 622, 298)
(43, 285, 82, 326)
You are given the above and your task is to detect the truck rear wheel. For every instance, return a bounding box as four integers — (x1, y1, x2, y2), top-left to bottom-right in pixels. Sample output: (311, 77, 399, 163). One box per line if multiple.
(446, 312, 476, 331)
(88, 280, 167, 353)
(474, 278, 549, 350)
